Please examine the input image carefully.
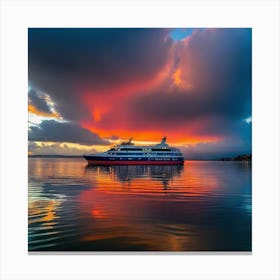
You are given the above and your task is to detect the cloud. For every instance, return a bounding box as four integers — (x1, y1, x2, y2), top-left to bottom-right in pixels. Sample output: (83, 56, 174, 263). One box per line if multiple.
(28, 88, 52, 115)
(28, 28, 173, 121)
(28, 28, 252, 156)
(94, 28, 251, 144)
(180, 135, 251, 160)
(28, 120, 108, 145)
(126, 29, 251, 125)
(28, 141, 97, 156)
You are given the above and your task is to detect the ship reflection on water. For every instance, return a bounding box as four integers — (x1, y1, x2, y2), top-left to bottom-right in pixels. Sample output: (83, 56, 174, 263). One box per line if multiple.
(85, 164, 183, 190)
(28, 158, 251, 252)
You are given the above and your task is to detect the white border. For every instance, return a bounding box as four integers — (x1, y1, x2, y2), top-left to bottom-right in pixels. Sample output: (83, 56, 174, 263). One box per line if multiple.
(0, 0, 279, 280)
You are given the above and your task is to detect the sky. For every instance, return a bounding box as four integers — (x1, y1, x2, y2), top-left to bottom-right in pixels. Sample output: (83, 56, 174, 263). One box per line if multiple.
(28, 28, 252, 159)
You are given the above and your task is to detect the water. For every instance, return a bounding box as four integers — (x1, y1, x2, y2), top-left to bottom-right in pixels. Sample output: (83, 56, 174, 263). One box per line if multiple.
(28, 158, 251, 252)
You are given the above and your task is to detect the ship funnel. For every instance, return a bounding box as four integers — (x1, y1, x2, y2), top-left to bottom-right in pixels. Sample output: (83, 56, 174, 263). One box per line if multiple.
(161, 137, 167, 144)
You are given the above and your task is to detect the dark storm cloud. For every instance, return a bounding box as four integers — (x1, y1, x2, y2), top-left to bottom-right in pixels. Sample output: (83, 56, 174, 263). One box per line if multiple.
(28, 88, 52, 114)
(129, 87, 249, 126)
(28, 120, 108, 145)
(180, 121, 252, 159)
(180, 136, 251, 160)
(28, 28, 172, 121)
(127, 28, 251, 130)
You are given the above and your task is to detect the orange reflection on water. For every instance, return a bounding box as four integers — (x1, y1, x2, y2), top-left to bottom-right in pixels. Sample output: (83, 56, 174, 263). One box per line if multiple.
(78, 162, 225, 249)
(91, 208, 107, 219)
(84, 162, 220, 198)
(179, 162, 221, 196)
(28, 158, 252, 251)
(77, 163, 221, 250)
(29, 199, 60, 227)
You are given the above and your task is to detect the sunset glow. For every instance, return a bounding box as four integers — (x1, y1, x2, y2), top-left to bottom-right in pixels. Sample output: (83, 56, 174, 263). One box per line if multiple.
(28, 28, 251, 159)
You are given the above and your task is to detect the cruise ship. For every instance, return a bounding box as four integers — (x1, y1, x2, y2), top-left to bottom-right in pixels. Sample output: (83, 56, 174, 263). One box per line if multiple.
(84, 137, 184, 165)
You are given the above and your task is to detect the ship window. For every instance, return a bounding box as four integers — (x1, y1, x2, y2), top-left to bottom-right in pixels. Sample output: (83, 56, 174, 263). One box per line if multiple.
(151, 148, 171, 151)
(119, 148, 143, 151)
(115, 152, 144, 155)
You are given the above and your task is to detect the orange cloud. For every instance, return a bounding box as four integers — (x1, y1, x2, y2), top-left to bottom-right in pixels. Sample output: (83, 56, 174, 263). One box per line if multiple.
(172, 67, 193, 90)
(28, 104, 59, 118)
(81, 120, 221, 147)
(81, 59, 172, 116)
(173, 68, 182, 86)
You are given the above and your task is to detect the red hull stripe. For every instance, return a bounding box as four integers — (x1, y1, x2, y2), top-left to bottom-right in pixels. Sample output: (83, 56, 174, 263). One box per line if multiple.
(86, 160, 184, 165)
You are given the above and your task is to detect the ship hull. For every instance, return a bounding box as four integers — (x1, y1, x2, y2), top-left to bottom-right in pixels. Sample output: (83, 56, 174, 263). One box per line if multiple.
(84, 156, 184, 166)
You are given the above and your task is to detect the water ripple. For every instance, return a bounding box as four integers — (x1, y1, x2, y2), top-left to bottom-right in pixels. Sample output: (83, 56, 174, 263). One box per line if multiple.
(28, 158, 252, 251)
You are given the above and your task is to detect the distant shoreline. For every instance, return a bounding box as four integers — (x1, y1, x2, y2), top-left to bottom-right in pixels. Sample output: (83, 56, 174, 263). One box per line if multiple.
(28, 154, 252, 161)
(28, 155, 83, 158)
(218, 154, 252, 161)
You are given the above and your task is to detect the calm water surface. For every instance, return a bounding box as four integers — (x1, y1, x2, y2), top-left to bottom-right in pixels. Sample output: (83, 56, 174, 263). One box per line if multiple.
(28, 158, 251, 251)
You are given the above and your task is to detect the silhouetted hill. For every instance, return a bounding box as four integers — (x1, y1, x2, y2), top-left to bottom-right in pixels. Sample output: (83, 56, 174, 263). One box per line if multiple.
(219, 154, 252, 161)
